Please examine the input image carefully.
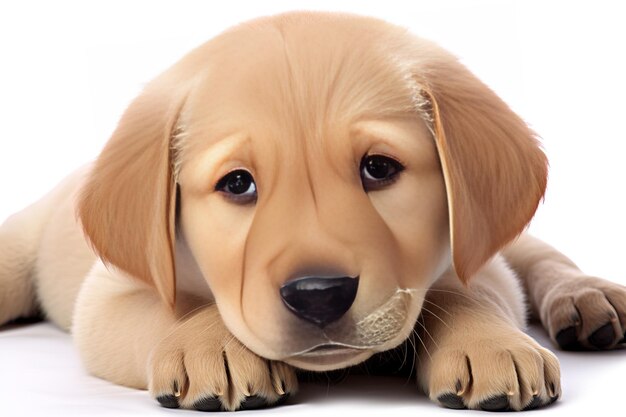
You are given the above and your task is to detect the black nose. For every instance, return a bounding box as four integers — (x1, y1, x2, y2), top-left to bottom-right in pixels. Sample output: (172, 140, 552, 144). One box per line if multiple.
(279, 276, 359, 327)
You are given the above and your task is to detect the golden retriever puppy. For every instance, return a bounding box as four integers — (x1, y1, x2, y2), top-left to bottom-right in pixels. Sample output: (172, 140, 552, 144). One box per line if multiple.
(1, 11, 625, 412)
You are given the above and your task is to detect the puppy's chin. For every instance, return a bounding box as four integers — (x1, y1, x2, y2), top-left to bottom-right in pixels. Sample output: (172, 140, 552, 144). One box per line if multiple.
(283, 347, 375, 371)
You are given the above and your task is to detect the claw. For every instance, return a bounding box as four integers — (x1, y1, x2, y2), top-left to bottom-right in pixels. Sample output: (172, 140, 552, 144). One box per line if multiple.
(555, 326, 583, 350)
(193, 396, 222, 411)
(589, 323, 616, 349)
(437, 393, 466, 409)
(156, 394, 179, 409)
(274, 393, 290, 406)
(523, 395, 542, 410)
(239, 395, 268, 410)
(479, 394, 510, 411)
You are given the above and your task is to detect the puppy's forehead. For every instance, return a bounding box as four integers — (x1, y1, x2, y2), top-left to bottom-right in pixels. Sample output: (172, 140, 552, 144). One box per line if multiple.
(183, 14, 420, 146)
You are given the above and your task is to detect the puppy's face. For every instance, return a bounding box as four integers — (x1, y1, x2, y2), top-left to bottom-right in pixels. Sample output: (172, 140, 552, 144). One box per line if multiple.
(178, 63, 449, 368)
(79, 13, 547, 372)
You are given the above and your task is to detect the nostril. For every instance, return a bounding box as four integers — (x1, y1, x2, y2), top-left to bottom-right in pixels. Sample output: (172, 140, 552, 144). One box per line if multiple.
(279, 276, 359, 328)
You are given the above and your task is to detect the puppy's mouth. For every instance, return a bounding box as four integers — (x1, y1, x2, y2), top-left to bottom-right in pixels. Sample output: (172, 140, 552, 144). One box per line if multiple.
(286, 343, 373, 370)
(282, 288, 420, 371)
(299, 342, 367, 357)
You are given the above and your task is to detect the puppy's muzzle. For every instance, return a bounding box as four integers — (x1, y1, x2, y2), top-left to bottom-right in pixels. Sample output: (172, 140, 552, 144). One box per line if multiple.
(280, 276, 359, 327)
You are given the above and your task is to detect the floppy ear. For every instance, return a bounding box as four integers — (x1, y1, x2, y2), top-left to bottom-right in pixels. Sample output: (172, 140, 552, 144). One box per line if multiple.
(417, 53, 548, 283)
(78, 75, 189, 308)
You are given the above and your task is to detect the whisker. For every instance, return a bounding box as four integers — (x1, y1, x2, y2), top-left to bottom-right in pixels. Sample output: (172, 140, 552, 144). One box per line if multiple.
(189, 316, 226, 342)
(411, 327, 432, 362)
(423, 298, 453, 317)
(222, 334, 237, 351)
(416, 315, 439, 350)
(162, 302, 216, 340)
(420, 305, 451, 330)
(397, 338, 409, 375)
(403, 332, 418, 384)
(417, 288, 476, 303)
(177, 302, 215, 324)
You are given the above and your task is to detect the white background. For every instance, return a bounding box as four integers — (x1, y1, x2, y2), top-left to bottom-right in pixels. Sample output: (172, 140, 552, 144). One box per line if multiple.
(0, 0, 625, 416)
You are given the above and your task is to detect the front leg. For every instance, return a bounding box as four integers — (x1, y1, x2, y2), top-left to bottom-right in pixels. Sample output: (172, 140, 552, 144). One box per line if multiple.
(416, 260, 561, 411)
(72, 262, 297, 411)
(502, 233, 626, 350)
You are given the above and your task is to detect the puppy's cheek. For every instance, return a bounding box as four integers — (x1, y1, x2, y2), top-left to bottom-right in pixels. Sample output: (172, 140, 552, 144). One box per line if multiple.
(374, 177, 450, 290)
(180, 194, 252, 284)
(235, 305, 294, 359)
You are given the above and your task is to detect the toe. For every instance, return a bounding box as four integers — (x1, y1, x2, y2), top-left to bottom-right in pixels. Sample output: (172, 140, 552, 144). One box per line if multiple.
(428, 350, 471, 407)
(539, 348, 561, 404)
(270, 361, 298, 396)
(573, 289, 621, 348)
(149, 348, 188, 407)
(180, 346, 228, 409)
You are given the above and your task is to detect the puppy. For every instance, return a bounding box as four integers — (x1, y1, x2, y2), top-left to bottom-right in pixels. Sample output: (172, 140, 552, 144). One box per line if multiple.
(1, 11, 625, 412)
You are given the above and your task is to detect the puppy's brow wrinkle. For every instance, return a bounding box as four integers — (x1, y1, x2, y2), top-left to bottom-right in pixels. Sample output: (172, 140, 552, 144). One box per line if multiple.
(273, 23, 322, 211)
(273, 23, 306, 135)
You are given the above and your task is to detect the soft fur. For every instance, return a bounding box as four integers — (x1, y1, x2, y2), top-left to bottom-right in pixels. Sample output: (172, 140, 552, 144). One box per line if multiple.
(1, 11, 625, 412)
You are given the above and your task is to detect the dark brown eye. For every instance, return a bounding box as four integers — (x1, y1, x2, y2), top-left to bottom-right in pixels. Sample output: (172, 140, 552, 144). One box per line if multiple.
(215, 169, 257, 203)
(360, 154, 404, 191)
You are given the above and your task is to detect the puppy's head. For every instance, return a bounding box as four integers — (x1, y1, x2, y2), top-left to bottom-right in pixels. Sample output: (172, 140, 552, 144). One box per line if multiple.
(79, 12, 546, 371)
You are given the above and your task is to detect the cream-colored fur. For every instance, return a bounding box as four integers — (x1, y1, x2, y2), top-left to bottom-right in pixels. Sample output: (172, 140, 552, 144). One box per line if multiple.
(1, 11, 625, 412)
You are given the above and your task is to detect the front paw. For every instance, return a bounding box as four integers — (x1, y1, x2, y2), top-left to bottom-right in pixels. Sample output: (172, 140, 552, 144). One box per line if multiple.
(148, 306, 297, 411)
(541, 275, 626, 350)
(426, 330, 561, 411)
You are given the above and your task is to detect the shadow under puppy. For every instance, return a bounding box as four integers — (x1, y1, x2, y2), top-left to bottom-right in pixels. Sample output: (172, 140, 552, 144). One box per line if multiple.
(1, 11, 625, 412)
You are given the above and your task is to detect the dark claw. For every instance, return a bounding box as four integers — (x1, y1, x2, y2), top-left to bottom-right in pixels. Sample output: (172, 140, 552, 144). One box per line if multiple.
(437, 392, 466, 409)
(479, 394, 510, 411)
(239, 395, 268, 410)
(274, 393, 290, 406)
(523, 395, 542, 410)
(555, 326, 583, 350)
(157, 394, 179, 409)
(588, 323, 615, 349)
(193, 396, 222, 411)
